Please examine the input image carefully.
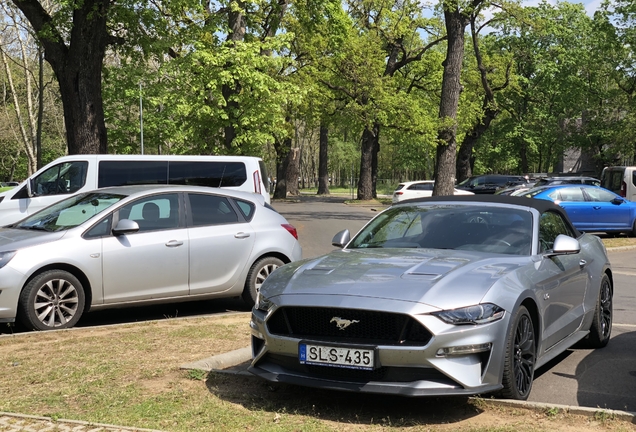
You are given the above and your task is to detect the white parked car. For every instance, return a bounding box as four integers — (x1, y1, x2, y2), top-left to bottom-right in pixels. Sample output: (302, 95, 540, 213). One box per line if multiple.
(392, 180, 474, 203)
(0, 185, 301, 330)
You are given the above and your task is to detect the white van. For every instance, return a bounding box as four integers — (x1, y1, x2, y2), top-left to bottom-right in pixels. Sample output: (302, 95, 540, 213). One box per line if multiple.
(600, 166, 636, 201)
(0, 154, 270, 225)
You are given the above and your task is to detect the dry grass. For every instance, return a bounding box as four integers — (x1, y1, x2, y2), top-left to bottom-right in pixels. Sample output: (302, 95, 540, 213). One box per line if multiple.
(1, 313, 635, 431)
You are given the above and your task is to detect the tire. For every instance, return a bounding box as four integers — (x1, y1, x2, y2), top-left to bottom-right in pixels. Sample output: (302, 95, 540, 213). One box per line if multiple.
(499, 306, 536, 400)
(582, 273, 612, 348)
(18, 270, 85, 331)
(631, 219, 636, 237)
(242, 257, 284, 307)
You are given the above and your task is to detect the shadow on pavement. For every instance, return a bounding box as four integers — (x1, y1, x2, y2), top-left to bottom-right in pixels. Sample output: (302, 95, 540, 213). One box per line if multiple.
(575, 329, 636, 413)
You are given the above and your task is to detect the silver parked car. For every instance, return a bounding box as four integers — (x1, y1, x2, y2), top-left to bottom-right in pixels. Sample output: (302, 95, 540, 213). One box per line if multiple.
(0, 185, 301, 330)
(249, 195, 612, 400)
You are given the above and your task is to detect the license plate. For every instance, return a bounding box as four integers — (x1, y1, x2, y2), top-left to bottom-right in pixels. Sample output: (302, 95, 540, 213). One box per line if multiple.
(299, 342, 375, 370)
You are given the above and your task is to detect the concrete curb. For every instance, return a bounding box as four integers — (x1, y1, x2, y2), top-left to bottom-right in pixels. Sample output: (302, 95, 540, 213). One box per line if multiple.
(180, 346, 251, 372)
(606, 245, 636, 252)
(482, 399, 636, 422)
(0, 412, 165, 431)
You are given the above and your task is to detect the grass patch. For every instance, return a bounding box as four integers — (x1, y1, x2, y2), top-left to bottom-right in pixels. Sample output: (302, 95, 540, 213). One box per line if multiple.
(1, 313, 634, 431)
(600, 236, 636, 248)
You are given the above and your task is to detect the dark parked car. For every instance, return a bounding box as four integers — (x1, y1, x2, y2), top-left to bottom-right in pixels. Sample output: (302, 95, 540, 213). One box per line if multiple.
(456, 175, 527, 194)
(496, 176, 600, 196)
(534, 176, 600, 187)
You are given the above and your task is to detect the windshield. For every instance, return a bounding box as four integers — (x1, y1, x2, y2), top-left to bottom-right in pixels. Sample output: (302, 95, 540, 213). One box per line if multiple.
(14, 192, 125, 232)
(348, 204, 533, 255)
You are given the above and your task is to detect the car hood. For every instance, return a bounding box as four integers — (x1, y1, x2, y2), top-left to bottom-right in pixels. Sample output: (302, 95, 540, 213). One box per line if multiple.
(263, 248, 529, 310)
(0, 228, 67, 251)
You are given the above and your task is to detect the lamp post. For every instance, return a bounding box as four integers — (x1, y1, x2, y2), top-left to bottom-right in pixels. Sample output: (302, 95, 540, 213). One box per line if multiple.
(139, 82, 144, 155)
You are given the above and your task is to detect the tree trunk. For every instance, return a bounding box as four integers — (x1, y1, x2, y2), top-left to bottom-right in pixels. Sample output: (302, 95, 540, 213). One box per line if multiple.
(317, 124, 330, 195)
(222, 0, 246, 150)
(273, 136, 290, 199)
(371, 127, 380, 198)
(286, 147, 300, 196)
(456, 107, 497, 182)
(357, 125, 377, 200)
(433, 7, 470, 196)
(456, 15, 508, 183)
(12, 0, 109, 155)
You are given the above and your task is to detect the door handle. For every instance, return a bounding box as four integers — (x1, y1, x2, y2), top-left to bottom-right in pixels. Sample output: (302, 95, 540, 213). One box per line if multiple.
(593, 206, 601, 210)
(579, 259, 587, 267)
(235, 232, 251, 239)
(166, 240, 184, 247)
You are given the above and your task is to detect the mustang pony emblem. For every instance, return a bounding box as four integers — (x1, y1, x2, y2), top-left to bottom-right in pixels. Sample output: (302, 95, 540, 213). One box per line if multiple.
(330, 317, 360, 330)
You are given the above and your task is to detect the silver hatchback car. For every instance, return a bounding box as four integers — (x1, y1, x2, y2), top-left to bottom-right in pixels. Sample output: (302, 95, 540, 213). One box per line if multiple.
(0, 185, 301, 330)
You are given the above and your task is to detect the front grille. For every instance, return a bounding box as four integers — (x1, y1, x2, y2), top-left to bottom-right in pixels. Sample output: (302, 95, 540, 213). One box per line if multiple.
(267, 307, 432, 346)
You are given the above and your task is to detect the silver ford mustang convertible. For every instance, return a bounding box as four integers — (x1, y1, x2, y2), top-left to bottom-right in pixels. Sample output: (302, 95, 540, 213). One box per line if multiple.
(249, 195, 613, 400)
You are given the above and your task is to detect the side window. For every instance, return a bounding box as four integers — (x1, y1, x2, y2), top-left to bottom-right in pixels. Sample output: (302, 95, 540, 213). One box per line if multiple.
(632, 170, 636, 187)
(118, 193, 179, 232)
(188, 193, 239, 227)
(538, 211, 574, 252)
(84, 214, 113, 239)
(169, 162, 248, 187)
(98, 161, 168, 188)
(234, 199, 255, 221)
(556, 187, 585, 202)
(610, 171, 623, 194)
(584, 188, 617, 202)
(31, 161, 88, 197)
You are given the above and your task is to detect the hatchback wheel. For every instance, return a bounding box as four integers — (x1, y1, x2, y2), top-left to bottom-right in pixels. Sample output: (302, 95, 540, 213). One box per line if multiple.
(582, 273, 612, 348)
(500, 306, 536, 400)
(242, 257, 284, 306)
(18, 270, 85, 331)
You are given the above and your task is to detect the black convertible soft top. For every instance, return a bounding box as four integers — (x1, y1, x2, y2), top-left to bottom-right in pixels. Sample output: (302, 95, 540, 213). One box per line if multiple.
(400, 194, 580, 236)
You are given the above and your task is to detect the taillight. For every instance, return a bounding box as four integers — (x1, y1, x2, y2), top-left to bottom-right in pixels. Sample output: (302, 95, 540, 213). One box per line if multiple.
(253, 170, 262, 195)
(282, 224, 298, 240)
(621, 181, 627, 197)
(395, 192, 403, 196)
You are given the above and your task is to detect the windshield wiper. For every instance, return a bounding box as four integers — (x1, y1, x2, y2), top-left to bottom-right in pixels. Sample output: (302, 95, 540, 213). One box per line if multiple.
(17, 225, 50, 232)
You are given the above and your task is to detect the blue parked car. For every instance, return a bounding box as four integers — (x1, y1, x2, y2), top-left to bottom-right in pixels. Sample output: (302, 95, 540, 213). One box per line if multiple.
(523, 184, 636, 235)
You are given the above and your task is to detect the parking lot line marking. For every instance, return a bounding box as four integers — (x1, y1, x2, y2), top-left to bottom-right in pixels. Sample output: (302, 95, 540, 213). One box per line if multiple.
(612, 270, 636, 276)
(613, 323, 636, 328)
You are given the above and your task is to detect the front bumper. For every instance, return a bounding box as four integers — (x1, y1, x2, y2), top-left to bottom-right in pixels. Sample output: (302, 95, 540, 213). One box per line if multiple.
(249, 295, 510, 397)
(0, 266, 28, 322)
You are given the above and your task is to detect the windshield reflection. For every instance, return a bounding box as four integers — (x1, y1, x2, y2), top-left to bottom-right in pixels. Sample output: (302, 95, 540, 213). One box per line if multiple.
(14, 192, 125, 232)
(349, 205, 533, 256)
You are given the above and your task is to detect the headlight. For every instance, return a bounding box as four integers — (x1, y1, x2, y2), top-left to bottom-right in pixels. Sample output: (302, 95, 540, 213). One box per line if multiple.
(0, 251, 16, 270)
(255, 290, 272, 312)
(432, 303, 504, 325)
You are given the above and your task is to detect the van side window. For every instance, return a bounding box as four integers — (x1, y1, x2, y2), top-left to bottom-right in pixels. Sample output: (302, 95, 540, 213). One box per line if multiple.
(187, 193, 239, 226)
(30, 161, 88, 197)
(169, 162, 247, 187)
(98, 161, 168, 187)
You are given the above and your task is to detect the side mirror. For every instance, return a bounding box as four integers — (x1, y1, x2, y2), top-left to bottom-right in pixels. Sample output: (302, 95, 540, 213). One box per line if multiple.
(611, 197, 625, 205)
(332, 229, 350, 248)
(545, 234, 580, 257)
(112, 219, 140, 236)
